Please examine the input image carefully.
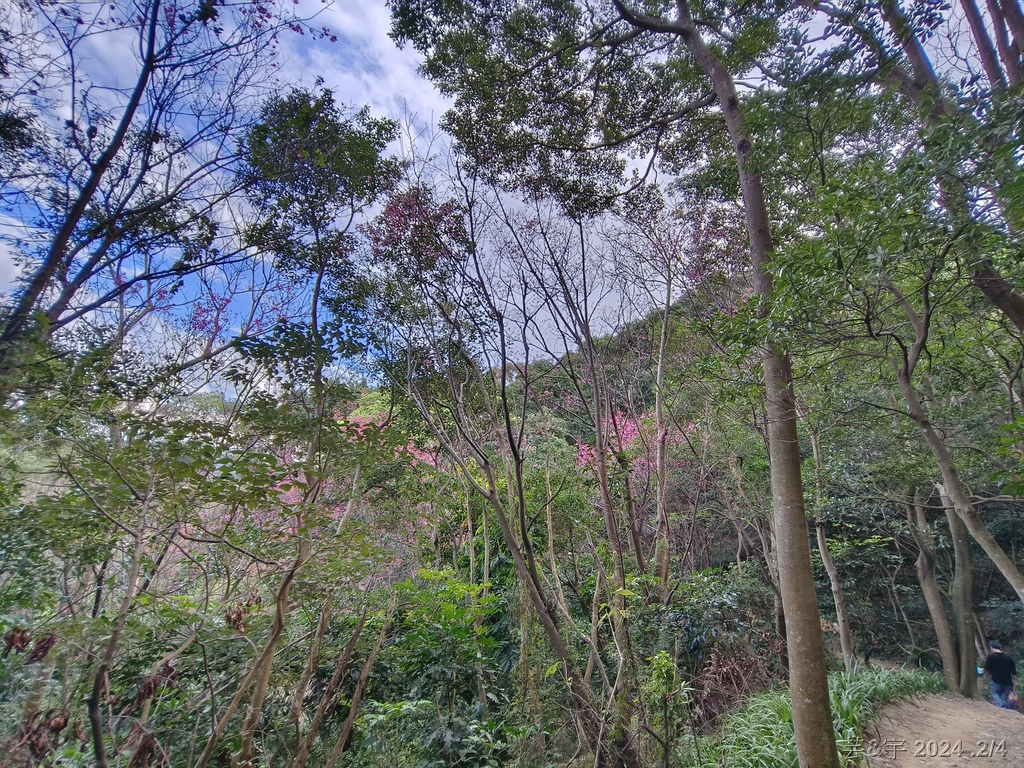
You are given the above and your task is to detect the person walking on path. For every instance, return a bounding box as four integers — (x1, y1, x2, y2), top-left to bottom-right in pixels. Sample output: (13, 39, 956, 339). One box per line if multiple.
(983, 640, 1017, 709)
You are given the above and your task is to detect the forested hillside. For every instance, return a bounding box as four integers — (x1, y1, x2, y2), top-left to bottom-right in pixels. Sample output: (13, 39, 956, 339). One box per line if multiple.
(0, 1, 1022, 767)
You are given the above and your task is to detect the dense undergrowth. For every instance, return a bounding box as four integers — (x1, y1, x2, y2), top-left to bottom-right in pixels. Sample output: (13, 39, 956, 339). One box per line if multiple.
(680, 667, 945, 767)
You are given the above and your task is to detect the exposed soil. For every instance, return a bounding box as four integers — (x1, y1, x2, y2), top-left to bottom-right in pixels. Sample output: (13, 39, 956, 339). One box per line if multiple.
(865, 694, 1024, 768)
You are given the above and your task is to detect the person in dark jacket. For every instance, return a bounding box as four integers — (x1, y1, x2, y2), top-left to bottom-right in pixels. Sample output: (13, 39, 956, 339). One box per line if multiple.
(983, 640, 1017, 709)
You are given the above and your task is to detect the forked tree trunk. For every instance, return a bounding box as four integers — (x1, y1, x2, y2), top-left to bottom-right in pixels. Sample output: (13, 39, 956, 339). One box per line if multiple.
(938, 484, 979, 698)
(895, 371, 1024, 603)
(905, 491, 960, 692)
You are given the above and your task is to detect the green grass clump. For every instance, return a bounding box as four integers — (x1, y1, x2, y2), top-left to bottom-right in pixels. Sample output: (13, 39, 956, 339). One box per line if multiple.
(678, 666, 944, 767)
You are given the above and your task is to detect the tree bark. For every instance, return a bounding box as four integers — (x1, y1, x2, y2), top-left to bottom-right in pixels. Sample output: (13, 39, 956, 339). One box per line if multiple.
(290, 611, 366, 768)
(815, 521, 857, 672)
(323, 599, 396, 768)
(938, 484, 979, 698)
(895, 371, 1024, 603)
(663, 7, 840, 764)
(905, 491, 960, 692)
(608, 1, 837, 743)
(288, 602, 332, 749)
(232, 539, 309, 768)
(960, 0, 1008, 91)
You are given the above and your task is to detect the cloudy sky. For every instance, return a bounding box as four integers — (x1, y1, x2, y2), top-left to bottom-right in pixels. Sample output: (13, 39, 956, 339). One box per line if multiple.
(0, 0, 450, 292)
(290, 1, 450, 124)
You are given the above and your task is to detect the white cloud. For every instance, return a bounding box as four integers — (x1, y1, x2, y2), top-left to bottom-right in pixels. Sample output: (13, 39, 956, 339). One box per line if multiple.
(283, 1, 451, 129)
(0, 241, 22, 293)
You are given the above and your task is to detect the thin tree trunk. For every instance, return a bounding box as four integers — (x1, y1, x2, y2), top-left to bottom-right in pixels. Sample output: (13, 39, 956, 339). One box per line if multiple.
(139, 629, 201, 726)
(895, 371, 1024, 602)
(288, 602, 332, 749)
(815, 521, 856, 672)
(91, 557, 109, 619)
(905, 491, 960, 692)
(518, 591, 547, 762)
(467, 481, 488, 710)
(654, 290, 672, 600)
(290, 611, 366, 768)
(938, 484, 978, 697)
(323, 598, 396, 768)
(232, 539, 310, 768)
(801, 409, 858, 672)
(89, 511, 147, 768)
(888, 571, 918, 647)
(590, 399, 642, 768)
(477, 478, 610, 763)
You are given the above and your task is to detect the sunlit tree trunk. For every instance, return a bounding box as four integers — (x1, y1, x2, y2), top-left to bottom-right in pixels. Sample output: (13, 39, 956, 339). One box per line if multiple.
(662, 8, 840, 764)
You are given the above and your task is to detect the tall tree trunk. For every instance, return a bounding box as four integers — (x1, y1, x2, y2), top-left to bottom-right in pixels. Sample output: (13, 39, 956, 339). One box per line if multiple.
(938, 484, 979, 698)
(663, 8, 840, 764)
(986, 0, 1024, 85)
(654, 289, 673, 600)
(467, 481, 488, 710)
(905, 491, 960, 692)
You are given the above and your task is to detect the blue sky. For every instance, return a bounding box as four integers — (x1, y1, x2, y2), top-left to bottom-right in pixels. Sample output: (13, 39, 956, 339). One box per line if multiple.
(0, 0, 449, 293)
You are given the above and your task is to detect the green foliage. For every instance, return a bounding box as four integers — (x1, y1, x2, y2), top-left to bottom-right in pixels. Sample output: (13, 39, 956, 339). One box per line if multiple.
(242, 85, 400, 226)
(347, 570, 511, 767)
(682, 667, 945, 767)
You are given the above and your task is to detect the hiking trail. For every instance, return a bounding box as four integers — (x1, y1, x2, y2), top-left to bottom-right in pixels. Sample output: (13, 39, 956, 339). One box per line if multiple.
(865, 694, 1024, 767)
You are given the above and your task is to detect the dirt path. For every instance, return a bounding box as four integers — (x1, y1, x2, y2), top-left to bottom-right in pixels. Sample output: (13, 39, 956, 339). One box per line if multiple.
(865, 694, 1024, 768)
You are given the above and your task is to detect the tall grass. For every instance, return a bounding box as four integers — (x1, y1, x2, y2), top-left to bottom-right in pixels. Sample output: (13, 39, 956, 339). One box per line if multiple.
(678, 666, 944, 767)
